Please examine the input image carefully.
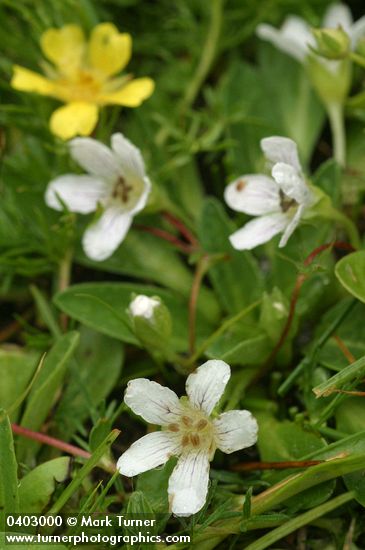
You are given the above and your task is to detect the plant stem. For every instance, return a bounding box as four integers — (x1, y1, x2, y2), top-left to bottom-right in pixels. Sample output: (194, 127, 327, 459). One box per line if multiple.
(162, 211, 199, 246)
(180, 0, 223, 112)
(58, 247, 73, 330)
(11, 423, 91, 460)
(278, 298, 355, 396)
(136, 224, 196, 254)
(244, 491, 355, 550)
(189, 255, 211, 356)
(327, 101, 346, 166)
(58, 247, 73, 293)
(313, 353, 365, 397)
(333, 334, 356, 363)
(232, 460, 323, 472)
(256, 242, 353, 384)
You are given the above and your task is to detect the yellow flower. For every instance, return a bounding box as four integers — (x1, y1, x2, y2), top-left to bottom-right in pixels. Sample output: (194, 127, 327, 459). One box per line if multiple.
(11, 23, 155, 140)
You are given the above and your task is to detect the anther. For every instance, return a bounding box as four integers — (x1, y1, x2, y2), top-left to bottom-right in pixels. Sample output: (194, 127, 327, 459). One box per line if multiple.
(182, 416, 193, 427)
(196, 419, 208, 431)
(168, 423, 180, 432)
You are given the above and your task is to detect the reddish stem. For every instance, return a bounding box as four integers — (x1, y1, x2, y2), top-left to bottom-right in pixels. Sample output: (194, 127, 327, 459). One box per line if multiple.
(232, 460, 323, 472)
(136, 225, 195, 254)
(162, 212, 199, 246)
(331, 389, 365, 396)
(11, 423, 91, 460)
(251, 241, 354, 384)
(265, 241, 354, 368)
(333, 334, 356, 364)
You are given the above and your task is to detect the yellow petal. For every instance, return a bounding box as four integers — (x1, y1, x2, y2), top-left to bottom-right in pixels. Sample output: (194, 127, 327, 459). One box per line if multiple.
(41, 24, 85, 75)
(49, 102, 98, 140)
(88, 23, 132, 77)
(11, 65, 54, 95)
(101, 77, 155, 107)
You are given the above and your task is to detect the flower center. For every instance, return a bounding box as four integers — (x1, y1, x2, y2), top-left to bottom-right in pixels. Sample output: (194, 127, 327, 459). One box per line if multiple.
(167, 407, 215, 456)
(112, 176, 133, 204)
(279, 189, 297, 213)
(53, 69, 103, 103)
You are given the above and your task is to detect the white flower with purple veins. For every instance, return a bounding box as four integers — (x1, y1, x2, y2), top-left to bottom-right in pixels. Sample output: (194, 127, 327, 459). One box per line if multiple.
(117, 360, 258, 517)
(224, 136, 313, 250)
(45, 133, 151, 261)
(256, 3, 365, 64)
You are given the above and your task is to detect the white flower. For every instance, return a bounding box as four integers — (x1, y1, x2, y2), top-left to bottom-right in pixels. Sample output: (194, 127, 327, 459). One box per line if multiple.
(257, 3, 365, 63)
(224, 136, 313, 250)
(117, 360, 258, 517)
(129, 295, 160, 320)
(45, 133, 151, 261)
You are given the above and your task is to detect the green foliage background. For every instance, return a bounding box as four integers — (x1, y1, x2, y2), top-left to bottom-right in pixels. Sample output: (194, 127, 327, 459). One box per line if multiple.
(1, 0, 365, 548)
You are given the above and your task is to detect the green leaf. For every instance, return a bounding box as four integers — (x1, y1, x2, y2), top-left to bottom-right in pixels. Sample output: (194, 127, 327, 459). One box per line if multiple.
(304, 430, 365, 506)
(18, 457, 70, 513)
(335, 250, 365, 303)
(206, 323, 270, 365)
(49, 430, 120, 514)
(315, 299, 364, 372)
(312, 158, 341, 205)
(0, 410, 19, 528)
(89, 417, 114, 452)
(77, 229, 194, 294)
(257, 416, 334, 510)
(53, 283, 215, 352)
(258, 417, 327, 462)
(258, 45, 324, 165)
(55, 327, 124, 440)
(17, 332, 80, 461)
(199, 197, 263, 314)
(0, 347, 39, 422)
(77, 230, 219, 319)
(335, 397, 365, 435)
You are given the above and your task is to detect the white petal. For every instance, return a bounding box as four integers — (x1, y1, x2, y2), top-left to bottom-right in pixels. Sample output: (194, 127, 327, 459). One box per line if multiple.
(279, 204, 304, 247)
(323, 3, 353, 33)
(229, 213, 288, 250)
(117, 431, 181, 477)
(260, 136, 301, 172)
(129, 295, 159, 320)
(82, 206, 132, 261)
(186, 360, 230, 415)
(272, 162, 309, 204)
(129, 176, 151, 216)
(350, 16, 365, 47)
(124, 378, 182, 425)
(111, 132, 146, 181)
(256, 17, 313, 62)
(224, 175, 280, 215)
(168, 451, 210, 517)
(214, 410, 258, 454)
(45, 174, 108, 213)
(70, 137, 119, 180)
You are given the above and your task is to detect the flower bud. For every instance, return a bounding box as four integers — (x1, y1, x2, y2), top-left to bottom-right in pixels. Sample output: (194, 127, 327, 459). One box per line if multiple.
(356, 36, 365, 58)
(311, 27, 350, 60)
(128, 294, 172, 352)
(306, 55, 351, 104)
